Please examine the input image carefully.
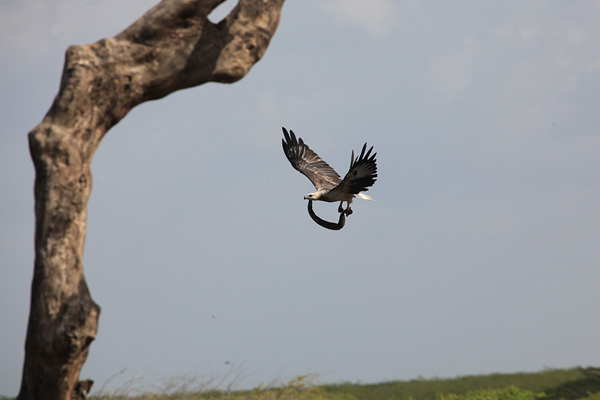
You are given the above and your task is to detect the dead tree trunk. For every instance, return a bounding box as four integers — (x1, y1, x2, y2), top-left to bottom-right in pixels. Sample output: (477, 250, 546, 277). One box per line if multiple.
(19, 1, 284, 398)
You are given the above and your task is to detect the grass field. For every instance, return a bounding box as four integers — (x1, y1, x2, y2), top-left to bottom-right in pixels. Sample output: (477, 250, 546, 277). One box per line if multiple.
(80, 366, 600, 400)
(321, 367, 600, 400)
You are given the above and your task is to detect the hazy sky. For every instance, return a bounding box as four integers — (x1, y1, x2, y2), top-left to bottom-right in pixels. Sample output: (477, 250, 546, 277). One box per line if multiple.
(2, 0, 600, 396)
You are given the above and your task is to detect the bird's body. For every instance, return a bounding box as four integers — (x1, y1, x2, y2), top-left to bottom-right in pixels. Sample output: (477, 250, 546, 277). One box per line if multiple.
(281, 127, 377, 215)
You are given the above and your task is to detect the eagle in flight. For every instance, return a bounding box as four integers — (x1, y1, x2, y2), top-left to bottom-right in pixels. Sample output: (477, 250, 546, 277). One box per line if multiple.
(282, 127, 377, 216)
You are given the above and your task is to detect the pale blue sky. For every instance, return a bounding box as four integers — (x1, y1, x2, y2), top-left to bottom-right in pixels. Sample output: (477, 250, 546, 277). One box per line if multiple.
(2, 0, 600, 396)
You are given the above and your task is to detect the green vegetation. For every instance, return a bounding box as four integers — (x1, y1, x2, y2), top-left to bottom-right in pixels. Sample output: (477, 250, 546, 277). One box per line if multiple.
(439, 386, 543, 400)
(10, 366, 599, 400)
(321, 367, 598, 400)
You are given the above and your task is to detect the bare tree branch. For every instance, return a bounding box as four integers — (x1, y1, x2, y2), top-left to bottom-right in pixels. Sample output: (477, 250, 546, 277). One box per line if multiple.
(19, 1, 284, 399)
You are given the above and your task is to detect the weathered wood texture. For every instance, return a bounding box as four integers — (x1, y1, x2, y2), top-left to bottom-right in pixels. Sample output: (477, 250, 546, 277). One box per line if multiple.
(19, 1, 284, 399)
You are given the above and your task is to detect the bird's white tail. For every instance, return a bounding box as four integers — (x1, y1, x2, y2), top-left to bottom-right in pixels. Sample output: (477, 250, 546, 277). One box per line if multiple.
(357, 193, 374, 201)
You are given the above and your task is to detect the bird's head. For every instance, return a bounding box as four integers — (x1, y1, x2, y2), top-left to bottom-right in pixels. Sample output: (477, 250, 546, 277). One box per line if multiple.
(304, 192, 321, 200)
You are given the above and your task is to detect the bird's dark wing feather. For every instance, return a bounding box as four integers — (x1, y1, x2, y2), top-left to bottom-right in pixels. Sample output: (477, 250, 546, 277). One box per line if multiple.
(329, 143, 377, 196)
(282, 127, 341, 190)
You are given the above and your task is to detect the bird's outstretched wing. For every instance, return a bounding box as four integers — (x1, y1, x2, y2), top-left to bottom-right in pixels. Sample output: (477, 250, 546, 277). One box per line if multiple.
(328, 143, 377, 196)
(282, 127, 341, 190)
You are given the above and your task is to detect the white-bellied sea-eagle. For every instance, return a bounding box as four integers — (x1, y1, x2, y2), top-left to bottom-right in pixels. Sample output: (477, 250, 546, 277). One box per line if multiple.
(282, 127, 377, 216)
